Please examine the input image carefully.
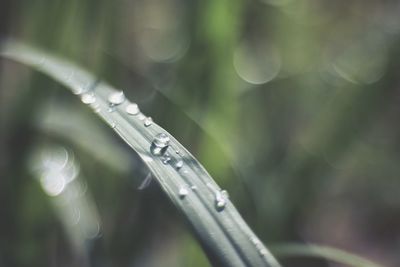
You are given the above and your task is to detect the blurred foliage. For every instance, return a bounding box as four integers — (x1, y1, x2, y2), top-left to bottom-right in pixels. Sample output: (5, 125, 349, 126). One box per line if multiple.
(1, 0, 400, 266)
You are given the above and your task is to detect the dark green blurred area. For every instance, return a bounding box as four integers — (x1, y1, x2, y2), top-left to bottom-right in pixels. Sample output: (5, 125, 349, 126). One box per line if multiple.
(1, 0, 400, 266)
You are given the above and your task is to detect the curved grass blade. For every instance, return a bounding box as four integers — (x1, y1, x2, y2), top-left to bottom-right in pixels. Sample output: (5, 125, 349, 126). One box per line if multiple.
(1, 41, 281, 267)
(271, 243, 385, 267)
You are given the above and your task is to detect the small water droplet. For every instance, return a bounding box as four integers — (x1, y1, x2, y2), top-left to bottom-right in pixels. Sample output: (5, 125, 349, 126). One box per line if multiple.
(81, 93, 96, 104)
(250, 237, 268, 257)
(215, 190, 229, 211)
(175, 150, 181, 155)
(108, 91, 125, 106)
(144, 117, 153, 127)
(175, 160, 183, 169)
(190, 185, 197, 190)
(108, 107, 115, 113)
(110, 122, 116, 129)
(126, 103, 140, 115)
(161, 153, 171, 164)
(179, 187, 188, 198)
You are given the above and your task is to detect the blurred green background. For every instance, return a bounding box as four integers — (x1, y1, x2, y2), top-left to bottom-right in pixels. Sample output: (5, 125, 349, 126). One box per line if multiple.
(1, 0, 400, 266)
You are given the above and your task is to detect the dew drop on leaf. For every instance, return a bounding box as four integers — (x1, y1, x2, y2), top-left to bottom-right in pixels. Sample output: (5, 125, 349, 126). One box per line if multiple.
(175, 160, 183, 169)
(161, 153, 171, 164)
(144, 117, 153, 127)
(80, 93, 96, 104)
(151, 133, 170, 156)
(179, 186, 188, 198)
(215, 190, 229, 211)
(126, 103, 140, 115)
(108, 91, 125, 106)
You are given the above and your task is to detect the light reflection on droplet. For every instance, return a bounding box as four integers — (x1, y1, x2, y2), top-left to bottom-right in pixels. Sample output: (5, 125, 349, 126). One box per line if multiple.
(126, 103, 140, 115)
(80, 93, 96, 104)
(151, 133, 170, 156)
(215, 190, 229, 211)
(161, 153, 171, 164)
(144, 117, 153, 127)
(179, 186, 188, 198)
(108, 91, 126, 106)
(175, 160, 183, 170)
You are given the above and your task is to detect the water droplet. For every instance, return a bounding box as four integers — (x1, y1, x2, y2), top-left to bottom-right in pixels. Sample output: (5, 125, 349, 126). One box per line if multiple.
(81, 93, 96, 104)
(144, 117, 153, 127)
(215, 190, 229, 211)
(161, 153, 171, 164)
(250, 237, 268, 257)
(153, 133, 170, 147)
(175, 160, 183, 169)
(179, 186, 188, 198)
(108, 91, 125, 106)
(126, 103, 140, 115)
(175, 150, 181, 155)
(108, 107, 116, 113)
(150, 133, 170, 155)
(190, 185, 197, 190)
(110, 122, 116, 129)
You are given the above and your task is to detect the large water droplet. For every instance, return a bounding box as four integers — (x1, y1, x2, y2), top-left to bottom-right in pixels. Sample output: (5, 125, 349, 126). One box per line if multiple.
(126, 103, 140, 115)
(153, 133, 170, 147)
(151, 133, 170, 155)
(215, 190, 229, 211)
(81, 93, 96, 104)
(108, 91, 125, 106)
(144, 117, 153, 127)
(179, 186, 188, 198)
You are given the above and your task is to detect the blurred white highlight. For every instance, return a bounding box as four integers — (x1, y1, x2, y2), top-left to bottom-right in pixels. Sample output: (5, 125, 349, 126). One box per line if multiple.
(30, 146, 101, 250)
